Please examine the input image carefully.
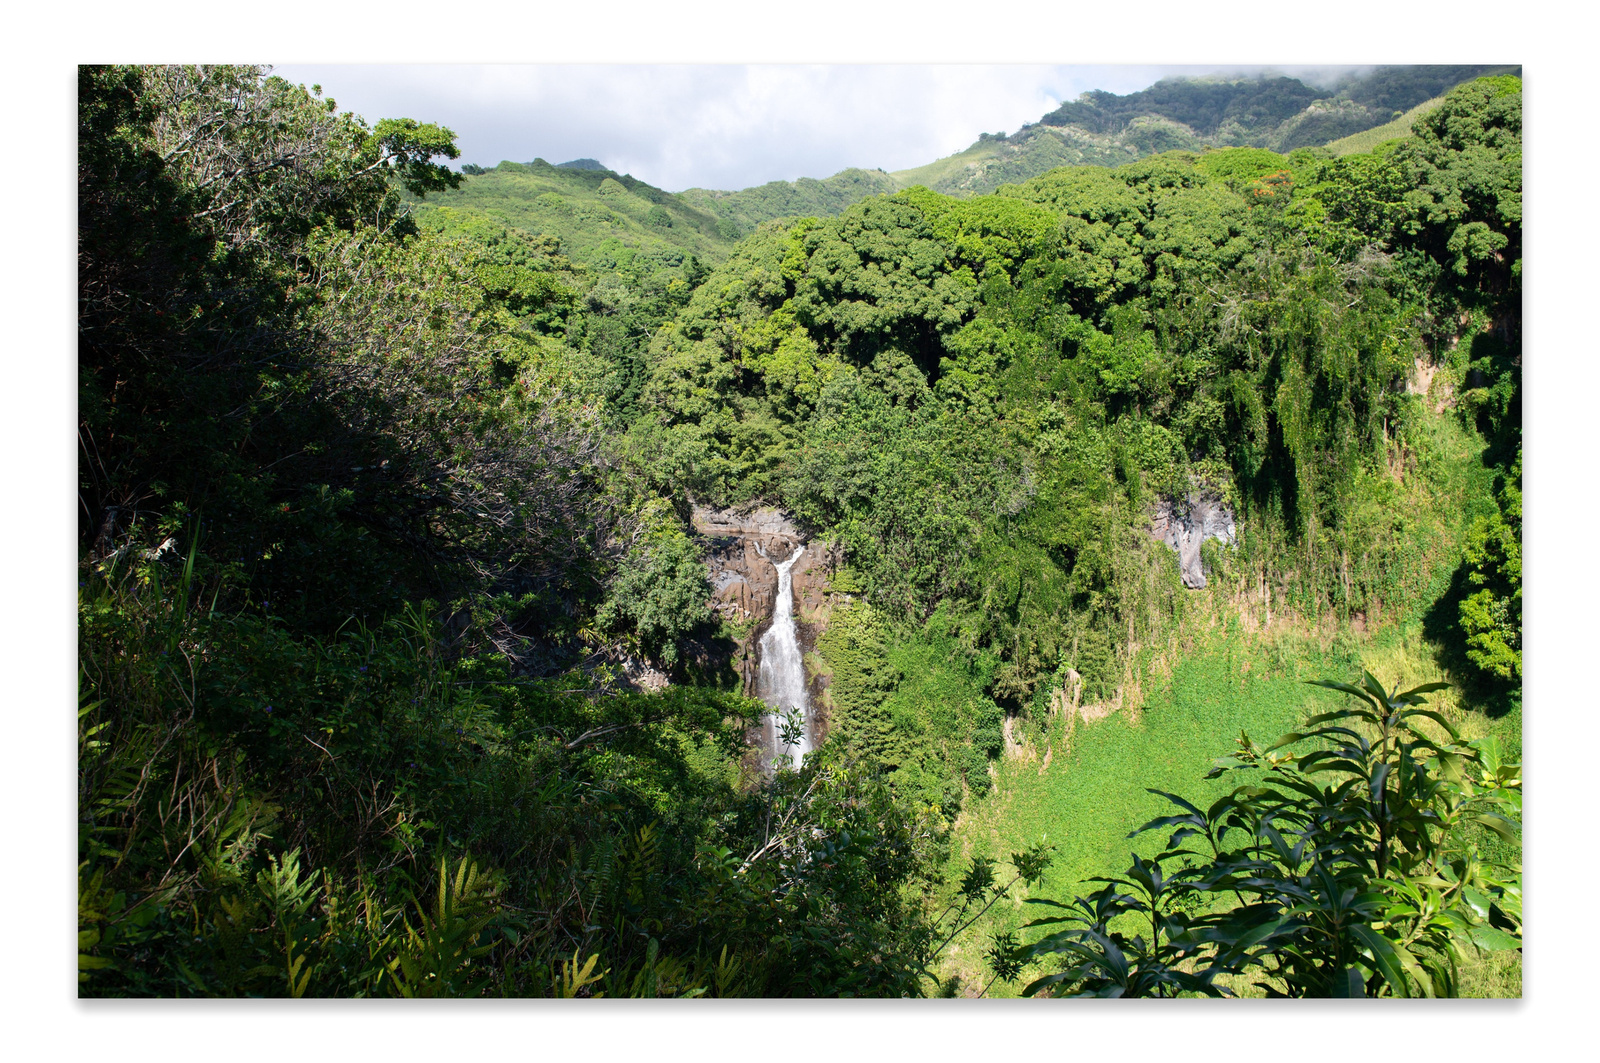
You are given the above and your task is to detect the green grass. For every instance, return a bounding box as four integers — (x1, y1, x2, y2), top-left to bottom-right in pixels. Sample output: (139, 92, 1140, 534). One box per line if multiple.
(936, 614, 1353, 995)
(1324, 95, 1443, 156)
(934, 606, 1521, 997)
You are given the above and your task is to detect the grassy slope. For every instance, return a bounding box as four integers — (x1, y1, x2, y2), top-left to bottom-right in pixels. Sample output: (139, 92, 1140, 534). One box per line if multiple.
(932, 403, 1521, 997)
(1325, 95, 1446, 156)
(942, 617, 1521, 997)
(409, 160, 737, 269)
(939, 613, 1348, 996)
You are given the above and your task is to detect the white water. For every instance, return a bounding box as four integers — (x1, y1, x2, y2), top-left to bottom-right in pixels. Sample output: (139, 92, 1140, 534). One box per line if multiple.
(756, 543, 811, 769)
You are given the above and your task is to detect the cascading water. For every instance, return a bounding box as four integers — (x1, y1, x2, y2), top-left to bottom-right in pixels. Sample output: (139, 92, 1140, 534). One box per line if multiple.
(756, 543, 811, 769)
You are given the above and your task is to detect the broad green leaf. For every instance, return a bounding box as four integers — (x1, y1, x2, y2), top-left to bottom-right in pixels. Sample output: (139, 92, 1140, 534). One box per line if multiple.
(1329, 966, 1365, 997)
(1396, 681, 1451, 701)
(1350, 924, 1411, 998)
(1468, 924, 1521, 951)
(1397, 707, 1461, 739)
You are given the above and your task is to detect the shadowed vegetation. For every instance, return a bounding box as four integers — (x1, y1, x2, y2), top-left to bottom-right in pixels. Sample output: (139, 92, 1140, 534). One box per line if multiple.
(80, 65, 1520, 997)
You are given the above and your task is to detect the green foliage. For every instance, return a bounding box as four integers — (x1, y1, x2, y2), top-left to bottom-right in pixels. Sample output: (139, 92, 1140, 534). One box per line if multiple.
(1289, 151, 1411, 254)
(1195, 147, 1289, 186)
(410, 158, 732, 273)
(1458, 458, 1521, 681)
(78, 66, 961, 1000)
(366, 118, 464, 197)
(77, 544, 957, 997)
(1014, 672, 1521, 997)
(788, 194, 978, 366)
(1393, 76, 1522, 293)
(79, 63, 1522, 998)
(816, 602, 905, 775)
(678, 168, 900, 234)
(597, 526, 714, 667)
(78, 65, 593, 640)
(387, 853, 502, 997)
(632, 123, 1513, 727)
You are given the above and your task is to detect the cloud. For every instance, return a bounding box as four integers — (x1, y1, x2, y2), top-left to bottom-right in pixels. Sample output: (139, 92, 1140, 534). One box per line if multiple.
(270, 64, 1367, 192)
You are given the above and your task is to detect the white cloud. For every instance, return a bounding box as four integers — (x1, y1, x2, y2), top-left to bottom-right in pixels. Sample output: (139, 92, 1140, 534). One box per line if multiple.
(269, 63, 1372, 193)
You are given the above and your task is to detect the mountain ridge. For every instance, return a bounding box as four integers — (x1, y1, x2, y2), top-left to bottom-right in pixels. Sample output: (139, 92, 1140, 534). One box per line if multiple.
(418, 65, 1521, 269)
(687, 64, 1522, 221)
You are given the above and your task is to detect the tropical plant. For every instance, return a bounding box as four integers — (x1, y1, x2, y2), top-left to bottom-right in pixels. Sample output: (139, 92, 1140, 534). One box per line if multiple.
(1014, 672, 1521, 997)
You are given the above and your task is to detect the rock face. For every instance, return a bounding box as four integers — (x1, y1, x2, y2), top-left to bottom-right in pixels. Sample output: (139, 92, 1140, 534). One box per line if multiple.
(1148, 491, 1237, 589)
(690, 504, 837, 693)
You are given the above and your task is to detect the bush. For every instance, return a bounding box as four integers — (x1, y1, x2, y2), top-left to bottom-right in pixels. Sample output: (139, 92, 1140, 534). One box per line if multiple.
(1014, 672, 1521, 997)
(596, 530, 713, 668)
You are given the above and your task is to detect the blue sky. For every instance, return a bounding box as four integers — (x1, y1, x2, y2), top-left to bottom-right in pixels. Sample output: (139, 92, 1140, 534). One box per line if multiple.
(269, 64, 1373, 193)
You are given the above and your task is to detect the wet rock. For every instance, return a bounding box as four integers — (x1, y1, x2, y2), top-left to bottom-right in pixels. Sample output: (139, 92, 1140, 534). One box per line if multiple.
(693, 505, 797, 625)
(692, 504, 847, 767)
(691, 504, 837, 691)
(1148, 491, 1236, 589)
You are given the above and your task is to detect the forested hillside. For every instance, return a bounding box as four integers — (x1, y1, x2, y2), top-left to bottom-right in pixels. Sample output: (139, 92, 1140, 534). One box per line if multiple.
(891, 65, 1522, 199)
(79, 65, 1521, 998)
(422, 66, 1521, 241)
(677, 167, 900, 239)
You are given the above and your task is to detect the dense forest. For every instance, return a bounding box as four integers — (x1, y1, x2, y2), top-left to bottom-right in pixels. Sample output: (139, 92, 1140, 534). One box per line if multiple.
(78, 64, 1521, 998)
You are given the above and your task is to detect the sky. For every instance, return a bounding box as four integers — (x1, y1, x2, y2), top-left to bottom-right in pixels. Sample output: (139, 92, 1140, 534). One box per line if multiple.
(270, 64, 1374, 193)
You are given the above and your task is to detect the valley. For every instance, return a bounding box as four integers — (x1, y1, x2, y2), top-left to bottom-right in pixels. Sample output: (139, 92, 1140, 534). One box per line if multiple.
(77, 63, 1522, 999)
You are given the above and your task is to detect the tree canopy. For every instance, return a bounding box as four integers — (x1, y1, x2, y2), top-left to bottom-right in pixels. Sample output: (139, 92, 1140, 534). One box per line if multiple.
(79, 67, 1521, 999)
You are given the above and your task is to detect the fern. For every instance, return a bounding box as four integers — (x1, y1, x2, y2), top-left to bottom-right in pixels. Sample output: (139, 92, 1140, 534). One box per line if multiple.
(255, 850, 322, 997)
(77, 866, 116, 984)
(386, 853, 503, 998)
(712, 945, 753, 998)
(622, 823, 660, 909)
(581, 833, 616, 920)
(557, 949, 608, 997)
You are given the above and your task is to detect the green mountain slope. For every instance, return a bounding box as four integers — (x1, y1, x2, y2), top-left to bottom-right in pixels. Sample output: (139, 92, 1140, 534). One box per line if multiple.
(1324, 93, 1450, 156)
(662, 65, 1523, 229)
(887, 121, 1176, 195)
(410, 157, 740, 270)
(889, 65, 1521, 198)
(411, 67, 1520, 262)
(678, 167, 900, 238)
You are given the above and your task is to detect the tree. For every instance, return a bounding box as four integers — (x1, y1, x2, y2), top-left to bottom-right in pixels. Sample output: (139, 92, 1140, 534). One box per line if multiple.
(1393, 76, 1521, 296)
(141, 66, 460, 251)
(595, 528, 713, 668)
(1458, 457, 1522, 681)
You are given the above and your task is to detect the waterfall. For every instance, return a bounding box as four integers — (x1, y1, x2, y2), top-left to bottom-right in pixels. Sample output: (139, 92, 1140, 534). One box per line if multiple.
(756, 543, 811, 769)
